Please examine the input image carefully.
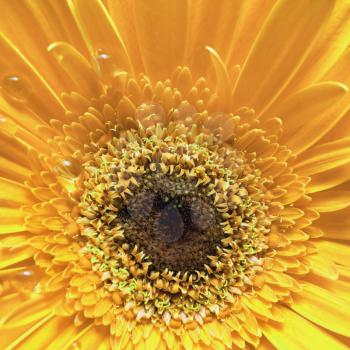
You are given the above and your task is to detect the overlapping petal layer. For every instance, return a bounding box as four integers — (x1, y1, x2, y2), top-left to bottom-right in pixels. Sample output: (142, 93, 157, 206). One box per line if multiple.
(0, 1, 349, 350)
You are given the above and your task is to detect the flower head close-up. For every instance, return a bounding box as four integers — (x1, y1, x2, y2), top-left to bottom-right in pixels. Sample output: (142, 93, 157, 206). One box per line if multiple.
(1, 0, 350, 349)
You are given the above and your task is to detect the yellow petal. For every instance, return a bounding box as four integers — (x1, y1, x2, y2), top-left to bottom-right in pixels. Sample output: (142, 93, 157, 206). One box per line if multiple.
(0, 32, 66, 119)
(309, 190, 350, 212)
(48, 41, 103, 98)
(262, 306, 348, 350)
(45, 319, 90, 350)
(93, 298, 112, 318)
(0, 294, 58, 329)
(315, 207, 350, 240)
(302, 254, 338, 280)
(68, 0, 132, 74)
(291, 282, 350, 336)
(242, 296, 273, 320)
(133, 0, 188, 81)
(187, 1, 275, 80)
(0, 293, 29, 323)
(71, 324, 110, 350)
(6, 315, 81, 350)
(315, 240, 350, 267)
(0, 177, 33, 208)
(0, 0, 87, 95)
(306, 274, 350, 303)
(0, 131, 30, 166)
(107, 0, 144, 73)
(182, 331, 193, 350)
(1, 313, 55, 350)
(185, 1, 242, 76)
(0, 157, 31, 183)
(206, 46, 232, 110)
(243, 309, 262, 337)
(307, 161, 350, 193)
(163, 330, 176, 349)
(294, 138, 350, 176)
(232, 331, 246, 349)
(257, 337, 276, 350)
(257, 284, 279, 303)
(232, 0, 335, 113)
(267, 82, 348, 154)
(144, 328, 161, 349)
(338, 265, 350, 280)
(0, 207, 26, 234)
(292, 1, 350, 87)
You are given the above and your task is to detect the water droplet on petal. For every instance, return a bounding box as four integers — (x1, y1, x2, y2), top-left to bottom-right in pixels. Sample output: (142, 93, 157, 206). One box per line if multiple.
(1, 75, 31, 101)
(92, 50, 111, 71)
(21, 270, 34, 277)
(53, 157, 82, 192)
(135, 102, 166, 124)
(174, 101, 197, 121)
(12, 269, 39, 292)
(154, 203, 184, 243)
(54, 157, 82, 178)
(0, 116, 17, 136)
(92, 49, 120, 80)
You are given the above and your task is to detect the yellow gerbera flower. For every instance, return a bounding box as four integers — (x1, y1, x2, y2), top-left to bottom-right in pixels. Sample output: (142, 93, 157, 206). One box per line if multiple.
(1, 0, 350, 349)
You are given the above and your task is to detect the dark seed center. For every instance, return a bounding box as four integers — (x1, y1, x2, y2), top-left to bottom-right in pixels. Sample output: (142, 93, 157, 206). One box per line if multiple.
(114, 174, 224, 272)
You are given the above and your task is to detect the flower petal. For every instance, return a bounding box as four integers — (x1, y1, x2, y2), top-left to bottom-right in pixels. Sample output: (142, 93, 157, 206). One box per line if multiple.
(0, 246, 35, 269)
(306, 274, 350, 303)
(0, 32, 66, 119)
(294, 138, 350, 176)
(133, 0, 188, 80)
(107, 0, 144, 73)
(68, 0, 133, 74)
(309, 190, 350, 212)
(314, 207, 350, 240)
(265, 82, 348, 154)
(307, 161, 350, 193)
(291, 1, 350, 88)
(0, 177, 33, 207)
(0, 0, 88, 93)
(206, 46, 232, 110)
(291, 282, 350, 336)
(315, 240, 350, 267)
(48, 41, 103, 98)
(232, 0, 335, 114)
(302, 253, 339, 280)
(0, 208, 27, 234)
(262, 306, 348, 350)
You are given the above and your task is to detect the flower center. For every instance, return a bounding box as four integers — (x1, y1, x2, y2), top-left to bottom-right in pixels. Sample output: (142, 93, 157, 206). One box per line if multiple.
(116, 172, 224, 271)
(77, 120, 271, 323)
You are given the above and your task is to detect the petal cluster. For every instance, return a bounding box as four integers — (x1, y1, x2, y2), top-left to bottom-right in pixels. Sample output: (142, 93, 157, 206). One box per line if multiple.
(0, 1, 350, 350)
